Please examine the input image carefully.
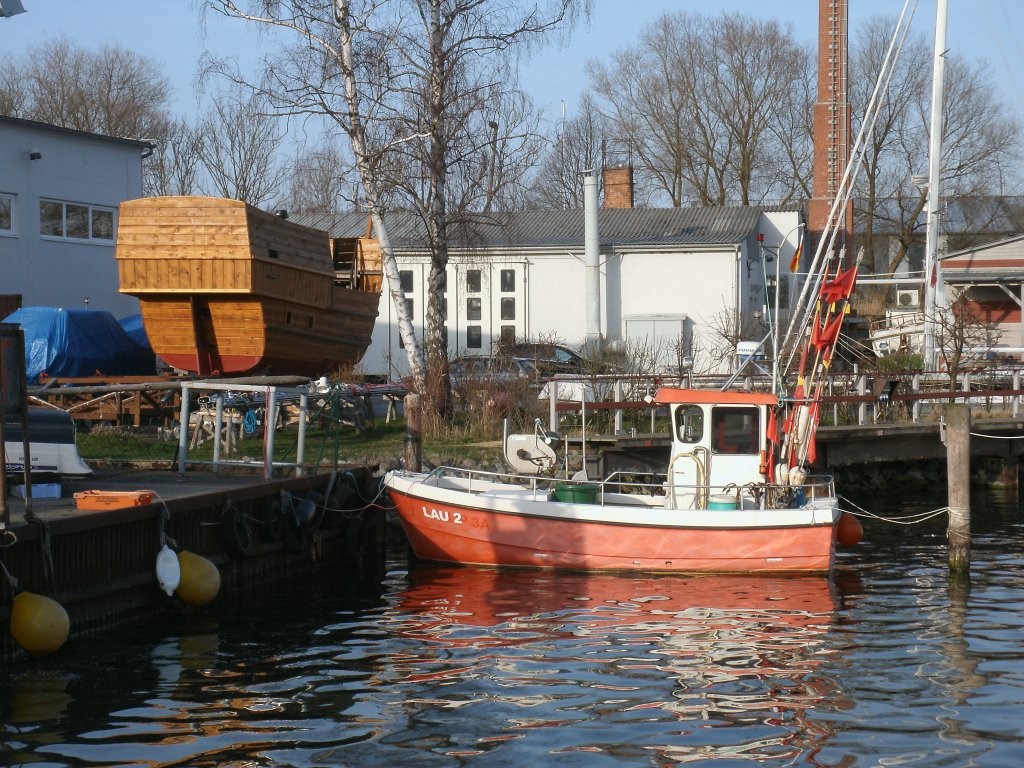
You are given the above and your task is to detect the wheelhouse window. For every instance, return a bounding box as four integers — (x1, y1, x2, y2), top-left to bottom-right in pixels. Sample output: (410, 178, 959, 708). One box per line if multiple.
(711, 407, 760, 455)
(39, 199, 116, 242)
(0, 193, 14, 235)
(674, 405, 704, 444)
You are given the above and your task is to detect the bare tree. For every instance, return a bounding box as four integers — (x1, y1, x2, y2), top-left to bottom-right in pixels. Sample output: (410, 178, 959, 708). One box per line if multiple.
(851, 15, 1021, 307)
(529, 94, 609, 209)
(203, 0, 587, 425)
(587, 11, 812, 207)
(285, 140, 358, 215)
(6, 37, 171, 140)
(193, 85, 287, 206)
(144, 118, 205, 197)
(936, 291, 996, 391)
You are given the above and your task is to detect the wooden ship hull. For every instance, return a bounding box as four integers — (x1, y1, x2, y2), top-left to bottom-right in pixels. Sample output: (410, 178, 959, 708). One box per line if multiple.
(116, 196, 381, 376)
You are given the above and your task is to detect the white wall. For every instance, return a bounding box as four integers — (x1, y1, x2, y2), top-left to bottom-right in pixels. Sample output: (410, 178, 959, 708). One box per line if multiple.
(0, 120, 144, 319)
(357, 210, 802, 379)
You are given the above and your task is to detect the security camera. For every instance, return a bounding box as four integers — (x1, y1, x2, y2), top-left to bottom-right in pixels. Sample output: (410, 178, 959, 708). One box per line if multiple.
(29, 149, 42, 160)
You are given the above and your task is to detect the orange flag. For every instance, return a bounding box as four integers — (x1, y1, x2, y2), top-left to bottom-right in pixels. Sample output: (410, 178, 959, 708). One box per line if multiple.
(788, 236, 803, 272)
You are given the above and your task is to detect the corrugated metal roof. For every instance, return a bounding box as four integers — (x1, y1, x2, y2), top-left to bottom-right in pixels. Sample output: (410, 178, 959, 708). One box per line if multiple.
(291, 206, 770, 250)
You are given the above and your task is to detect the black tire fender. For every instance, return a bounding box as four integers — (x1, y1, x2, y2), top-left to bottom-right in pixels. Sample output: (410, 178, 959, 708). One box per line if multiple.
(222, 503, 258, 558)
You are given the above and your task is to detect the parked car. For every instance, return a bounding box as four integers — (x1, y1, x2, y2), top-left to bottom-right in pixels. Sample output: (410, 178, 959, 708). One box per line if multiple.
(446, 355, 540, 416)
(448, 355, 539, 386)
(497, 342, 621, 378)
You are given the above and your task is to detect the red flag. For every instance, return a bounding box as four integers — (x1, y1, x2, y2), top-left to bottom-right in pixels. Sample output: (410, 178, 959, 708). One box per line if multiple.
(788, 237, 803, 272)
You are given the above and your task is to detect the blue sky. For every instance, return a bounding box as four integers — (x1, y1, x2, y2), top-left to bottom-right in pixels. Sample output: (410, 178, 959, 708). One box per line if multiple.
(3, 0, 1022, 130)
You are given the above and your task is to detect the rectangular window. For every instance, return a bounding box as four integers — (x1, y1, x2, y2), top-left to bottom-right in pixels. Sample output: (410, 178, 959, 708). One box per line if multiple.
(500, 269, 515, 292)
(500, 297, 515, 321)
(441, 298, 448, 322)
(467, 297, 481, 321)
(439, 271, 447, 293)
(467, 326, 482, 349)
(711, 407, 760, 455)
(404, 298, 414, 319)
(500, 325, 515, 344)
(40, 200, 63, 237)
(467, 269, 481, 293)
(400, 270, 414, 292)
(38, 199, 116, 242)
(0, 194, 14, 234)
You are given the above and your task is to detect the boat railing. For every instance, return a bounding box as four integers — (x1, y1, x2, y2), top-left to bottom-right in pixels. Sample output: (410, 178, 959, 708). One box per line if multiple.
(428, 466, 836, 508)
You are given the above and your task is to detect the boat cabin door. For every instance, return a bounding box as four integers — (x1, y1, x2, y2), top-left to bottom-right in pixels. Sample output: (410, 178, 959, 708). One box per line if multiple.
(669, 402, 765, 509)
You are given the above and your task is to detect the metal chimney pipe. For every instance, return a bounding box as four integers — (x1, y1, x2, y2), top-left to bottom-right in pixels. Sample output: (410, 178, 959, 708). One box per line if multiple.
(584, 174, 601, 343)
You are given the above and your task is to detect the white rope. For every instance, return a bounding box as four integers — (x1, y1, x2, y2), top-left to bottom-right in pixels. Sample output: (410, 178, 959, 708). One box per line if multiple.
(969, 431, 1024, 440)
(839, 495, 950, 525)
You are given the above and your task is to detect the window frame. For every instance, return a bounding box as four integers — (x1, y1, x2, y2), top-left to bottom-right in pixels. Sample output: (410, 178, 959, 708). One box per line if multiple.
(0, 193, 15, 236)
(38, 198, 117, 243)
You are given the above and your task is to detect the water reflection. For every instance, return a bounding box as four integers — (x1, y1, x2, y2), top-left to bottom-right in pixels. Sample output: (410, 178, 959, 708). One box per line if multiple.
(4, 487, 1024, 768)
(377, 567, 850, 763)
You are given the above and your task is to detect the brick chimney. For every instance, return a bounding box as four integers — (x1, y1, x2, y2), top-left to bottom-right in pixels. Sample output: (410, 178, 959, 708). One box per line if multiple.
(603, 165, 634, 209)
(809, 0, 853, 263)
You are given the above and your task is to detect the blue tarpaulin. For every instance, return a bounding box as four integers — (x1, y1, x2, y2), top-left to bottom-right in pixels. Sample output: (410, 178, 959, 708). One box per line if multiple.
(118, 313, 152, 353)
(3, 307, 157, 383)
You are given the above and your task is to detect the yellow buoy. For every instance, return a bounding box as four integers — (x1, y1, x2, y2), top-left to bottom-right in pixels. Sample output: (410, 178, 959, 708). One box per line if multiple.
(175, 551, 221, 606)
(10, 591, 70, 655)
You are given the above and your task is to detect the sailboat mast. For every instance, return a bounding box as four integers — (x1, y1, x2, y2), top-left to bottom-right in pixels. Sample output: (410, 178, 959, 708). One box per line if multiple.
(922, 0, 948, 370)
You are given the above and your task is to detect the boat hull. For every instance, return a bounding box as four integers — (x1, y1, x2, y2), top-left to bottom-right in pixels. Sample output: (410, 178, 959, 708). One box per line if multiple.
(138, 293, 379, 376)
(385, 471, 838, 573)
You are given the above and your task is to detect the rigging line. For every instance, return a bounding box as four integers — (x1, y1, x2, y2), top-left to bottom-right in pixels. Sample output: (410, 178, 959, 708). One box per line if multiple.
(781, 0, 920, 375)
(989, 0, 1024, 115)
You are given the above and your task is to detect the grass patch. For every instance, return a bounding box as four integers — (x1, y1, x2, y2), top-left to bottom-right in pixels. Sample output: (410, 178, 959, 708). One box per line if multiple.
(75, 420, 505, 468)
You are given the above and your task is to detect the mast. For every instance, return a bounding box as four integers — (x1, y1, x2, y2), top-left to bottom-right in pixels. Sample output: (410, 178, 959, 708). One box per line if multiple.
(922, 0, 948, 370)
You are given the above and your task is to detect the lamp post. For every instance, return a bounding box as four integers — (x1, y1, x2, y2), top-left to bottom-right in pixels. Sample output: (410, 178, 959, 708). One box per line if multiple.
(759, 222, 805, 395)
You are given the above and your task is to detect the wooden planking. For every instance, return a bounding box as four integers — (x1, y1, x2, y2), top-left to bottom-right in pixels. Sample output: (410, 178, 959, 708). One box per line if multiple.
(116, 195, 334, 275)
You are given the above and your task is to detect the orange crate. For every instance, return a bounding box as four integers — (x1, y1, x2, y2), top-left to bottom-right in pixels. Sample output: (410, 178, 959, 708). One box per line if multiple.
(73, 490, 154, 510)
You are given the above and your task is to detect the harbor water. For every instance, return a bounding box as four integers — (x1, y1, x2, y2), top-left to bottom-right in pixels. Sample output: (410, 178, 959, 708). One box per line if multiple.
(3, 485, 1024, 767)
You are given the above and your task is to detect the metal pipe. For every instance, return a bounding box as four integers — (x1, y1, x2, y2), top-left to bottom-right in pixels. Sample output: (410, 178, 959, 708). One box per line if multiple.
(584, 174, 601, 343)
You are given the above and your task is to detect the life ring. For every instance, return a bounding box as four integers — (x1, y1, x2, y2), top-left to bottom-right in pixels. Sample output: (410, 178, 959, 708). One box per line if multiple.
(261, 498, 285, 543)
(221, 504, 258, 558)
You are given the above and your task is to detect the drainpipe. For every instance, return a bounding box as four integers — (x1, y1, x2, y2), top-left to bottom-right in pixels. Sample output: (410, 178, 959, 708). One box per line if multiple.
(735, 244, 743, 345)
(584, 174, 601, 346)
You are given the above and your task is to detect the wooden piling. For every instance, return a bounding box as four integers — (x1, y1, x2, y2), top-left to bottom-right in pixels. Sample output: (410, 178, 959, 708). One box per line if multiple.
(404, 393, 422, 472)
(945, 404, 971, 573)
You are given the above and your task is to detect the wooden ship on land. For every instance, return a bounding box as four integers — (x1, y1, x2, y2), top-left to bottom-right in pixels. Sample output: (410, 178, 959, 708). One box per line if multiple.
(116, 196, 381, 377)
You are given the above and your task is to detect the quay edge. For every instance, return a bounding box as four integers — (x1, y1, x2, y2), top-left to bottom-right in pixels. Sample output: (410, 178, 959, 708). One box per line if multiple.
(0, 466, 386, 662)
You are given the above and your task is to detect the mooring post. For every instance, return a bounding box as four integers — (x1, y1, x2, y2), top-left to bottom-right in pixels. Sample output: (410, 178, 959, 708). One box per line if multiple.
(945, 403, 971, 573)
(404, 393, 422, 472)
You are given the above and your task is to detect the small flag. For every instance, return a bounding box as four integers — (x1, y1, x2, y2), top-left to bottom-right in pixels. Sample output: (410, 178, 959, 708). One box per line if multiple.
(789, 236, 803, 272)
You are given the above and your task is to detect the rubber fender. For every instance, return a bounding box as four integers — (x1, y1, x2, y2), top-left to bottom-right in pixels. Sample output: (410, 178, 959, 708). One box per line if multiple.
(221, 504, 258, 558)
(10, 591, 70, 655)
(261, 498, 285, 543)
(176, 551, 221, 606)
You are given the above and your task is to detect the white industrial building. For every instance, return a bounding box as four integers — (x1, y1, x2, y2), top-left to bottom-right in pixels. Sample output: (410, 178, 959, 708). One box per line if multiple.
(0, 115, 151, 319)
(295, 204, 804, 378)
